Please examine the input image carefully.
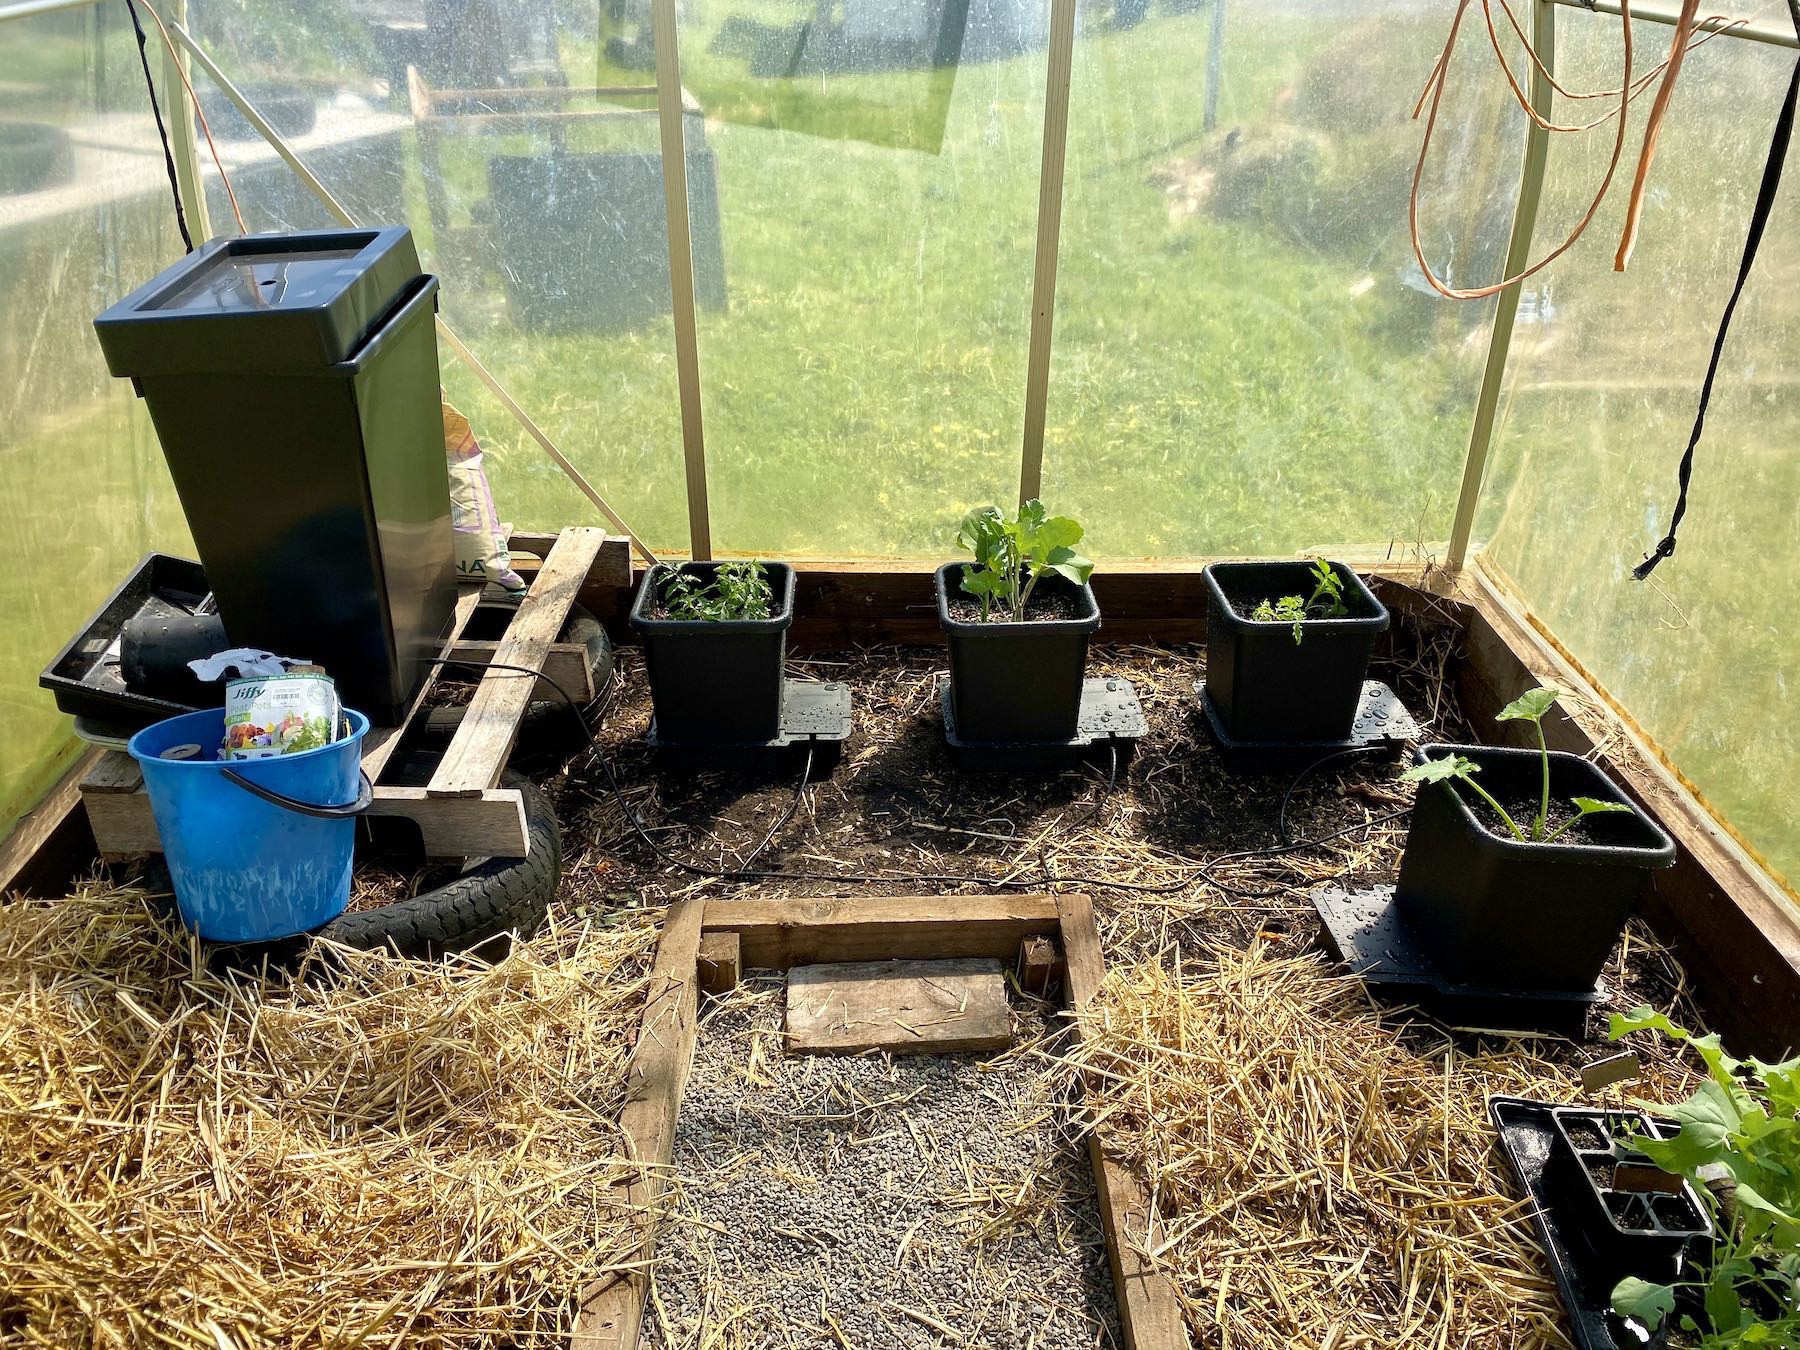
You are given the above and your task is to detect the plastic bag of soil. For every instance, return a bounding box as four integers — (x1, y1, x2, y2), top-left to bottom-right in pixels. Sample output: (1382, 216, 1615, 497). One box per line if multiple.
(443, 397, 527, 596)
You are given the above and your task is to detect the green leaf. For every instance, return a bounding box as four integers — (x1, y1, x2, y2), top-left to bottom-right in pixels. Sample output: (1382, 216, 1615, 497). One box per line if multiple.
(960, 567, 1003, 599)
(1400, 754, 1478, 785)
(1703, 1266, 1749, 1336)
(1042, 547, 1094, 587)
(1035, 516, 1084, 554)
(1496, 685, 1562, 725)
(1571, 796, 1632, 818)
(957, 505, 1006, 557)
(1611, 1276, 1676, 1329)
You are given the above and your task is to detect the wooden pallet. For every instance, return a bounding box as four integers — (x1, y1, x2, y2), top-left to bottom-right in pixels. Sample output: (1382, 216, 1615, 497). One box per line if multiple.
(79, 528, 627, 862)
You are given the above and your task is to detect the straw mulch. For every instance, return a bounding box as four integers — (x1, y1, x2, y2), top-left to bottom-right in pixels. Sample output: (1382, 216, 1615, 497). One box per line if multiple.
(1058, 942, 1702, 1350)
(0, 880, 664, 1347)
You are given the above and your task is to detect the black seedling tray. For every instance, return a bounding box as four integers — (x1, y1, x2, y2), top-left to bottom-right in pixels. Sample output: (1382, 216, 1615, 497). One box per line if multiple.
(1550, 1108, 1710, 1267)
(1197, 679, 1419, 771)
(40, 553, 213, 730)
(1490, 1096, 1702, 1350)
(1313, 883, 1602, 1033)
(939, 674, 1146, 771)
(647, 679, 851, 768)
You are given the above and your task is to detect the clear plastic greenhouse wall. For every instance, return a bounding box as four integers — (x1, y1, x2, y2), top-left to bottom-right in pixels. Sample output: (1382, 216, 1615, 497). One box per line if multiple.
(2, 0, 1796, 891)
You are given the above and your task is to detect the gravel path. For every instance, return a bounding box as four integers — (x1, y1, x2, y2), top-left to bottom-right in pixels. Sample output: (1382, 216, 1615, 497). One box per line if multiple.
(644, 976, 1120, 1350)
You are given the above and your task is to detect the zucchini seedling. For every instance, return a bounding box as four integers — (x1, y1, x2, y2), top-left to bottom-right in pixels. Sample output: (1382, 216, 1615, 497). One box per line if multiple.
(1402, 685, 1632, 842)
(956, 500, 1094, 624)
(1250, 558, 1349, 643)
(659, 560, 773, 622)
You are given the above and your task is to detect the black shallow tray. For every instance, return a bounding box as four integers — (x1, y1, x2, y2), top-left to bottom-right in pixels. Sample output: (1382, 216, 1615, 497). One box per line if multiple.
(1490, 1096, 1683, 1350)
(1313, 883, 1603, 1033)
(1196, 679, 1420, 770)
(647, 678, 852, 764)
(939, 674, 1147, 771)
(39, 553, 212, 730)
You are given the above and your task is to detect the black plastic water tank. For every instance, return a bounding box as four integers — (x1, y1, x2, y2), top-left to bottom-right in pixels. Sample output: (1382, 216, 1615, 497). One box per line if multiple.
(93, 227, 457, 726)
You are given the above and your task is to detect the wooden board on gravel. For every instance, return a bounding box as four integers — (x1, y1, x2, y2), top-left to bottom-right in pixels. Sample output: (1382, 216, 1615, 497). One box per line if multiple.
(785, 958, 1013, 1055)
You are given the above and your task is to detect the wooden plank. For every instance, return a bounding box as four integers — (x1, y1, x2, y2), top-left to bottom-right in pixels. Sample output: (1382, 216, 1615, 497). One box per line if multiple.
(364, 787, 529, 859)
(428, 528, 605, 798)
(80, 782, 529, 860)
(444, 639, 595, 704)
(696, 930, 740, 997)
(1017, 934, 1061, 997)
(507, 530, 632, 597)
(1058, 894, 1190, 1350)
(0, 746, 103, 897)
(572, 898, 705, 1350)
(785, 958, 1012, 1055)
(83, 749, 143, 794)
(702, 894, 1062, 970)
(363, 585, 483, 783)
(1459, 565, 1800, 1057)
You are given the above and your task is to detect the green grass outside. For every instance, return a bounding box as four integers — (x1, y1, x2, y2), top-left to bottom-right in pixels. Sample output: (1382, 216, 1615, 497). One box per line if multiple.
(4, 1, 1798, 890)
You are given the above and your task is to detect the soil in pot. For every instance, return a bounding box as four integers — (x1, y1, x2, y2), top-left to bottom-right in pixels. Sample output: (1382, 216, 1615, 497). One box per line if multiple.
(1394, 743, 1676, 994)
(1203, 560, 1389, 745)
(942, 584, 1090, 624)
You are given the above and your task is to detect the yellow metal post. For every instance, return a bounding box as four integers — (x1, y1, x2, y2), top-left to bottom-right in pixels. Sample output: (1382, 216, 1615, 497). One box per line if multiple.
(1447, 0, 1556, 571)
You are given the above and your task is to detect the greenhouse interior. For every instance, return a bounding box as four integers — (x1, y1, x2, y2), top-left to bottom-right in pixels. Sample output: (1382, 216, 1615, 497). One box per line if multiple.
(3, 0, 1800, 1343)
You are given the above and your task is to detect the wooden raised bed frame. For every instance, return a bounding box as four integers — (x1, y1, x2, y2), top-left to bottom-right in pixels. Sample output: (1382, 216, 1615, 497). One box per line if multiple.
(571, 893, 1188, 1350)
(6, 547, 1800, 1345)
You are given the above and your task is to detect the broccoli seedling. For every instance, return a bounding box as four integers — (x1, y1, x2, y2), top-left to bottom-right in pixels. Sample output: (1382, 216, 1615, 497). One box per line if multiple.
(955, 500, 1094, 624)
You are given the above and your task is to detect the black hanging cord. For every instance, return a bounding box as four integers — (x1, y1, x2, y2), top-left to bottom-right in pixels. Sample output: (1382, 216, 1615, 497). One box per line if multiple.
(123, 0, 194, 253)
(1634, 24, 1800, 580)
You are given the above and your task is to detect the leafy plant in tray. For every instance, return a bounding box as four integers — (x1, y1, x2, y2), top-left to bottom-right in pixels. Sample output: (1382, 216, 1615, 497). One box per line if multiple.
(1250, 557, 1350, 644)
(954, 500, 1095, 623)
(936, 501, 1100, 743)
(1607, 1007, 1800, 1346)
(629, 559, 797, 745)
(1393, 684, 1676, 993)
(657, 559, 774, 622)
(1402, 687, 1634, 843)
(1200, 557, 1389, 744)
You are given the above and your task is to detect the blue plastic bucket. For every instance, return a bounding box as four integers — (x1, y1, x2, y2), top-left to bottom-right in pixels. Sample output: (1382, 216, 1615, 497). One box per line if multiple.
(129, 707, 370, 942)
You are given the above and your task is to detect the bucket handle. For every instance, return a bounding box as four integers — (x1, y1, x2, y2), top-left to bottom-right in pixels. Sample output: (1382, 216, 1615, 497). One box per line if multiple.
(219, 767, 374, 819)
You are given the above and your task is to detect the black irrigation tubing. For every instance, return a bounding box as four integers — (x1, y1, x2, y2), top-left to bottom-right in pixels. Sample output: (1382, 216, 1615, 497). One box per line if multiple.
(123, 0, 194, 253)
(533, 668, 1415, 900)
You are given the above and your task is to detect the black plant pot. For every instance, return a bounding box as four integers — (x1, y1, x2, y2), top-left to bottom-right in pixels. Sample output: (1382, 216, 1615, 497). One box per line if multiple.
(1394, 743, 1676, 992)
(1202, 560, 1389, 743)
(629, 562, 796, 744)
(935, 562, 1099, 743)
(1549, 1106, 1709, 1280)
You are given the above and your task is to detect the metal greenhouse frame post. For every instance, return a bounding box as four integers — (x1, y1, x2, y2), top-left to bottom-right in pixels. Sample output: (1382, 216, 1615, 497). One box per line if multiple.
(1446, 0, 1556, 572)
(650, 0, 714, 560)
(1017, 0, 1080, 506)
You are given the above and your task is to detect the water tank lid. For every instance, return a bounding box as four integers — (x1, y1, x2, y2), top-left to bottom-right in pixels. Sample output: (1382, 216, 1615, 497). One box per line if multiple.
(93, 226, 424, 377)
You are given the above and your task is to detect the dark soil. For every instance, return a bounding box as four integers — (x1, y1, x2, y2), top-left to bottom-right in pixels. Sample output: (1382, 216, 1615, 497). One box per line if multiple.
(1224, 589, 1379, 625)
(1463, 789, 1612, 848)
(944, 582, 1089, 624)
(529, 605, 1699, 1049)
